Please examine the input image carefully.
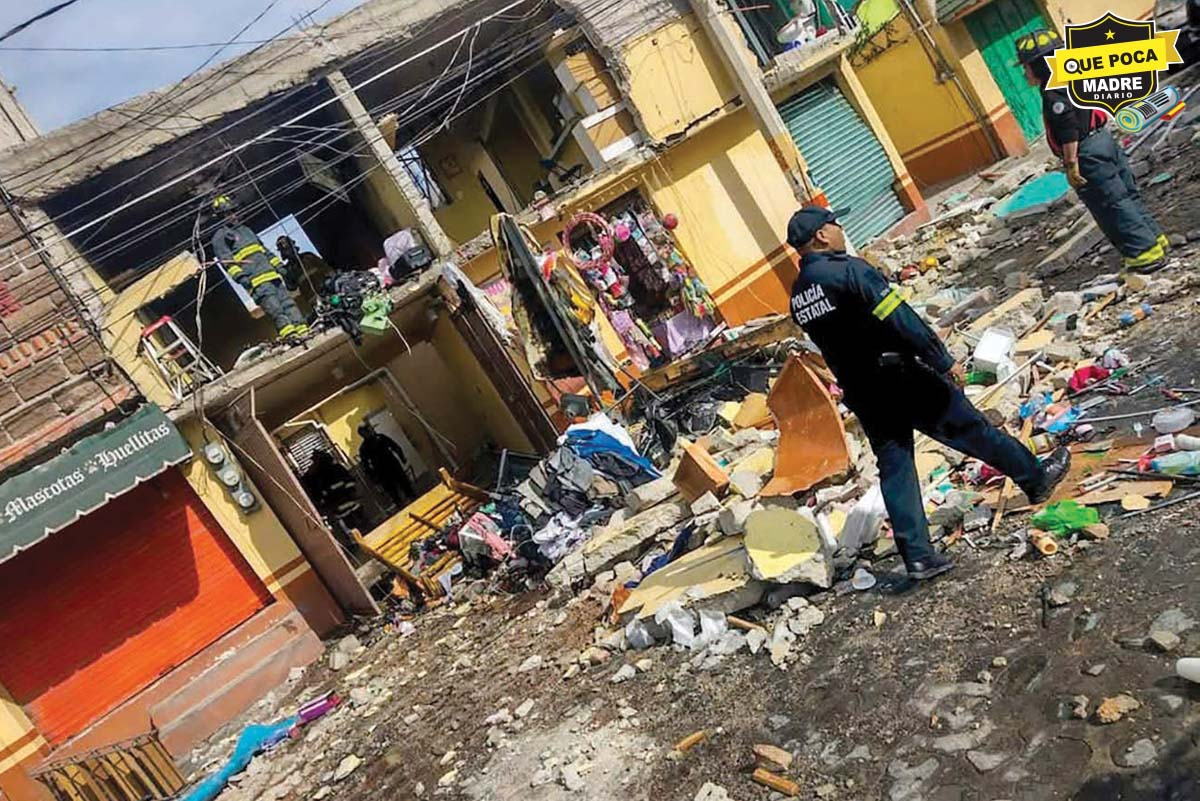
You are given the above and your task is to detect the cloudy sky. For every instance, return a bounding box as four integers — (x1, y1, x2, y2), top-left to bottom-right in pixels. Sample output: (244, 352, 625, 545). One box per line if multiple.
(0, 0, 366, 132)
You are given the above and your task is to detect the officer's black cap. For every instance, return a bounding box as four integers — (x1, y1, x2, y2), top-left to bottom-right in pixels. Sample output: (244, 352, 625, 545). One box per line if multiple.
(786, 205, 850, 250)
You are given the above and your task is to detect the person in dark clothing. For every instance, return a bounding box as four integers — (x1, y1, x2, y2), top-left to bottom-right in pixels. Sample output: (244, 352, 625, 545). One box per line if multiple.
(276, 235, 332, 292)
(1017, 29, 1167, 272)
(302, 449, 365, 545)
(786, 206, 1071, 581)
(357, 421, 416, 508)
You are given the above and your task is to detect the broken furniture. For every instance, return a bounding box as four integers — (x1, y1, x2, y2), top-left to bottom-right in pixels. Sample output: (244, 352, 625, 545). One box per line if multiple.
(355, 469, 489, 597)
(761, 354, 851, 496)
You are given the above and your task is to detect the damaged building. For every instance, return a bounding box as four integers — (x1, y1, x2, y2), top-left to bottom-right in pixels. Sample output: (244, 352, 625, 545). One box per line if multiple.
(0, 0, 934, 797)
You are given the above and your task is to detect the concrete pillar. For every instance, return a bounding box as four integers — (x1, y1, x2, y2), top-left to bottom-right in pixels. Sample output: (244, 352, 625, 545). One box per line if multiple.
(326, 70, 455, 258)
(686, 0, 815, 201)
(0, 79, 38, 149)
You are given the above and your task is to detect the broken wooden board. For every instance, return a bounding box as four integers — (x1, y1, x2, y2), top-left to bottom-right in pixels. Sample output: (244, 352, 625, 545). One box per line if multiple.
(732, 393, 772, 430)
(1016, 329, 1055, 354)
(617, 535, 764, 620)
(761, 355, 851, 497)
(966, 288, 1043, 334)
(673, 439, 730, 502)
(1075, 480, 1173, 506)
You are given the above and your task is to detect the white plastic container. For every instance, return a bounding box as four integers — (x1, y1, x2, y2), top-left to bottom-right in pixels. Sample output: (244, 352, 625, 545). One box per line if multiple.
(1176, 657, 1200, 684)
(973, 327, 1016, 375)
(1152, 407, 1197, 435)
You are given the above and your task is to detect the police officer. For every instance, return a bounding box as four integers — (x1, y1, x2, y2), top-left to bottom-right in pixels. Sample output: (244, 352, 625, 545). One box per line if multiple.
(1017, 29, 1168, 272)
(786, 206, 1071, 581)
(209, 195, 310, 339)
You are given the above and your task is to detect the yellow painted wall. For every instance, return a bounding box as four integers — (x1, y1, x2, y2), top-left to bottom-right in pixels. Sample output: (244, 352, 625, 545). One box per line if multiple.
(422, 126, 519, 245)
(178, 419, 311, 593)
(621, 15, 738, 141)
(564, 48, 623, 108)
(103, 251, 201, 410)
(939, 21, 1009, 112)
(385, 342, 490, 464)
(1044, 0, 1154, 26)
(295, 381, 390, 460)
(0, 687, 43, 777)
(486, 99, 549, 207)
(429, 315, 534, 454)
(645, 109, 797, 300)
(854, 15, 979, 158)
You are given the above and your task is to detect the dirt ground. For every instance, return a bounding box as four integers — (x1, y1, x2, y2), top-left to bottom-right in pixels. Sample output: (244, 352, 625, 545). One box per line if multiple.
(188, 129, 1200, 801)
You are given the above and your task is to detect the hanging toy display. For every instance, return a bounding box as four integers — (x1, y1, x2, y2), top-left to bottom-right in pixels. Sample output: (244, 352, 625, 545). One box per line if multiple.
(560, 204, 717, 367)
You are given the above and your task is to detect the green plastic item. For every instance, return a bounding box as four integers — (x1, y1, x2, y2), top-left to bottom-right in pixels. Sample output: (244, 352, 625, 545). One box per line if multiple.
(1031, 500, 1099, 535)
(966, 371, 997, 386)
(359, 292, 393, 334)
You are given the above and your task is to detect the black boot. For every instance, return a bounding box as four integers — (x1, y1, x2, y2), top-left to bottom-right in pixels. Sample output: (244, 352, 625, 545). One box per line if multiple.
(908, 552, 954, 581)
(1028, 447, 1072, 504)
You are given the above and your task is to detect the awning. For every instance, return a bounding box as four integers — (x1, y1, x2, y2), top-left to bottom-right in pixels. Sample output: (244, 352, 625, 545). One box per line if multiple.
(0, 404, 192, 565)
(936, 0, 988, 22)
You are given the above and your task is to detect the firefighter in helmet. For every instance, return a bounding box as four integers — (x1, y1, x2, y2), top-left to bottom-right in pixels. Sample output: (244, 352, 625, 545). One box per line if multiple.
(1016, 29, 1168, 272)
(209, 195, 310, 339)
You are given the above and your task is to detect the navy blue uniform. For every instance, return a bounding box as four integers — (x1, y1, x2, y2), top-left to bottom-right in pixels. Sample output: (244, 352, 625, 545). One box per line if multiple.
(1042, 88, 1161, 261)
(790, 251, 1044, 567)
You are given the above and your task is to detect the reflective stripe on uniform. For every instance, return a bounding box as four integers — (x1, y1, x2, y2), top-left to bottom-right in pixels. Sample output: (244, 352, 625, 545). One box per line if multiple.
(279, 324, 298, 337)
(226, 265, 244, 277)
(872, 286, 905, 320)
(270, 256, 283, 267)
(233, 243, 266, 262)
(250, 270, 284, 288)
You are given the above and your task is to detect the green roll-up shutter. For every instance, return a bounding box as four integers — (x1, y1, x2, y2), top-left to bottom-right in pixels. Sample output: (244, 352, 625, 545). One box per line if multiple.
(778, 79, 907, 247)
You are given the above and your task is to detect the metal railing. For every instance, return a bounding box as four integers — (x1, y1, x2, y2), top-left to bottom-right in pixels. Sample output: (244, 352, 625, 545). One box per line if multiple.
(34, 733, 186, 801)
(727, 0, 860, 65)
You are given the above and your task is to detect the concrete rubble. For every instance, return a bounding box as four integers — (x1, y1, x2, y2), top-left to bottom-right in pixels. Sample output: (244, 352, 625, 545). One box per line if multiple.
(177, 110, 1200, 801)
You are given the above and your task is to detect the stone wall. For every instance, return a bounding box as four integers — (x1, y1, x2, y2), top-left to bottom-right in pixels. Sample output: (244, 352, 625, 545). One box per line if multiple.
(0, 206, 135, 474)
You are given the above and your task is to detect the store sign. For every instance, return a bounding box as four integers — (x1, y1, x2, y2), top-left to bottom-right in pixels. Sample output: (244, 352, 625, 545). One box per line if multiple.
(0, 404, 192, 564)
(1045, 13, 1183, 114)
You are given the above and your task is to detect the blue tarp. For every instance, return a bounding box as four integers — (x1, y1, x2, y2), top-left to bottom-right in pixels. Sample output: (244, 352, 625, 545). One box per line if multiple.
(994, 172, 1070, 218)
(565, 429, 660, 482)
(181, 718, 295, 801)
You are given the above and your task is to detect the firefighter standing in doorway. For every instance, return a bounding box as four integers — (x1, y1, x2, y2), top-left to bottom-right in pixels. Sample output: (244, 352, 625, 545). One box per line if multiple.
(209, 195, 310, 339)
(1017, 29, 1169, 272)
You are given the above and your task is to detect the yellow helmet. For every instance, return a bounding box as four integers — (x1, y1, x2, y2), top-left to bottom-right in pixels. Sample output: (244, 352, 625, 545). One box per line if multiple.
(210, 194, 235, 214)
(1015, 29, 1063, 65)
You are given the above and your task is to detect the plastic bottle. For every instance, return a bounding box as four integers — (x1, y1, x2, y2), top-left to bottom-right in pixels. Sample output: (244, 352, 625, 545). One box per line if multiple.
(1150, 451, 1200, 476)
(1178, 658, 1200, 684)
(1020, 392, 1052, 420)
(1152, 406, 1196, 434)
(1119, 302, 1153, 327)
(1177, 434, 1200, 451)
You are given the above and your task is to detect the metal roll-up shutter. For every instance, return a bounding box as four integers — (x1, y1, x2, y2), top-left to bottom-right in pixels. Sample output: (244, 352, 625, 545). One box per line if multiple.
(778, 79, 907, 247)
(0, 470, 272, 744)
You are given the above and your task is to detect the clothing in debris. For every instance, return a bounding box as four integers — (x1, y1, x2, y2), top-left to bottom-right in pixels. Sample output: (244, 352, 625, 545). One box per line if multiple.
(302, 450, 364, 544)
(788, 245, 1052, 571)
(564, 428, 659, 486)
(357, 424, 416, 508)
(212, 223, 309, 338)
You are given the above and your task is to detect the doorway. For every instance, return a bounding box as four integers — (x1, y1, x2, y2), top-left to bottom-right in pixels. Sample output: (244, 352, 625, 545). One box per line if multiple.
(964, 0, 1052, 141)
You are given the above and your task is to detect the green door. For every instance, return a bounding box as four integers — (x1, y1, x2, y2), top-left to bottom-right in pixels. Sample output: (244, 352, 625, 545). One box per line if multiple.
(778, 79, 907, 248)
(964, 0, 1050, 141)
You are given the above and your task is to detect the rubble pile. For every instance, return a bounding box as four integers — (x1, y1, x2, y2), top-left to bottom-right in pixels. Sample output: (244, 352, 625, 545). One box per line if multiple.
(180, 116, 1200, 801)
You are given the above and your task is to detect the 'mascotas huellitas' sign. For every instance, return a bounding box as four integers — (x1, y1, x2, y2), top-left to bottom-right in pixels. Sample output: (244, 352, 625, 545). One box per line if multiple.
(0, 404, 192, 564)
(1045, 12, 1183, 113)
